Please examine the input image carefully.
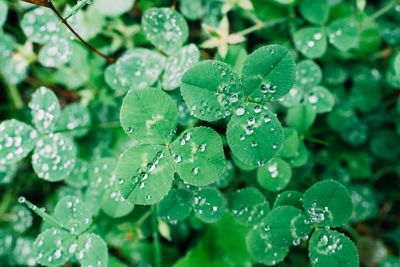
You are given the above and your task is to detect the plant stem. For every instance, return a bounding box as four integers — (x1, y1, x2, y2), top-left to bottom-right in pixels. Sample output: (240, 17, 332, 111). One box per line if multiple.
(303, 135, 330, 146)
(236, 18, 287, 36)
(47, 1, 115, 63)
(54, 121, 121, 134)
(0, 188, 13, 219)
(0, 74, 24, 110)
(370, 0, 400, 20)
(152, 207, 162, 267)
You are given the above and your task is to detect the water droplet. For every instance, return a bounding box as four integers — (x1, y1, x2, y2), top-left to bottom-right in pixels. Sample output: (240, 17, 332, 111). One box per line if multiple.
(192, 167, 199, 175)
(235, 107, 245, 116)
(18, 197, 26, 203)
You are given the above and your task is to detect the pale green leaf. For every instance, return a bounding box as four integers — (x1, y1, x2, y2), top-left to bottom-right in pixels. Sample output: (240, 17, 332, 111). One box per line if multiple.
(294, 27, 327, 59)
(54, 196, 92, 235)
(142, 8, 189, 55)
(0, 119, 38, 164)
(32, 133, 77, 182)
(162, 44, 200, 90)
(29, 87, 61, 134)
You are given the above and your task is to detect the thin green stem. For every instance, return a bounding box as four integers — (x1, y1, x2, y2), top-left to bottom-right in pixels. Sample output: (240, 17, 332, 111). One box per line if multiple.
(236, 18, 287, 36)
(152, 207, 162, 267)
(370, 0, 400, 20)
(0, 74, 24, 110)
(303, 135, 330, 146)
(47, 1, 115, 63)
(54, 121, 121, 133)
(0, 187, 13, 219)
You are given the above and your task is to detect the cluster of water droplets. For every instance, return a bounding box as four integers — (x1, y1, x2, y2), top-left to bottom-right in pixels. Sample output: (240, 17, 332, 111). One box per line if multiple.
(21, 8, 64, 44)
(29, 87, 60, 133)
(234, 105, 279, 166)
(0, 120, 38, 164)
(142, 8, 188, 54)
(32, 133, 76, 181)
(111, 49, 166, 90)
(295, 30, 324, 55)
(307, 202, 332, 224)
(163, 44, 199, 90)
(120, 150, 165, 202)
(316, 232, 344, 254)
(193, 192, 219, 216)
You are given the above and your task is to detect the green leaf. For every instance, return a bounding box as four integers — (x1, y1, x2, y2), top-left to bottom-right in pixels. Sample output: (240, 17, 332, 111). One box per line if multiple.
(193, 187, 225, 223)
(105, 49, 166, 92)
(101, 185, 134, 218)
(349, 185, 378, 222)
(257, 157, 292, 192)
(54, 196, 92, 235)
(64, 158, 89, 188)
(56, 103, 91, 138)
(120, 87, 178, 144)
(180, 0, 204, 21)
(38, 39, 72, 67)
(286, 103, 317, 133)
(64, 0, 92, 21)
(12, 237, 36, 266)
(395, 53, 400, 76)
(227, 103, 284, 167)
(246, 226, 289, 265)
(29, 87, 61, 134)
(229, 187, 270, 226)
(170, 127, 226, 186)
(260, 206, 312, 248)
(303, 180, 353, 227)
(242, 45, 296, 101)
(214, 45, 248, 75)
(162, 44, 200, 90)
(299, 0, 329, 25)
(289, 140, 309, 167)
(370, 129, 400, 160)
(0, 55, 29, 85)
(88, 158, 117, 191)
(0, 162, 17, 184)
(304, 86, 335, 114)
(92, 0, 135, 16)
(181, 60, 242, 122)
(215, 159, 234, 188)
(142, 8, 189, 55)
(10, 204, 33, 234)
(34, 228, 75, 267)
(116, 144, 174, 205)
(293, 27, 327, 59)
(20, 7, 64, 44)
(296, 59, 323, 89)
(157, 188, 193, 222)
(0, 0, 8, 28)
(0, 119, 38, 164)
(0, 32, 15, 61)
(32, 133, 77, 182)
(76, 233, 108, 267)
(308, 229, 359, 267)
(273, 190, 304, 210)
(279, 85, 304, 108)
(0, 229, 14, 257)
(278, 127, 300, 158)
(328, 17, 359, 52)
